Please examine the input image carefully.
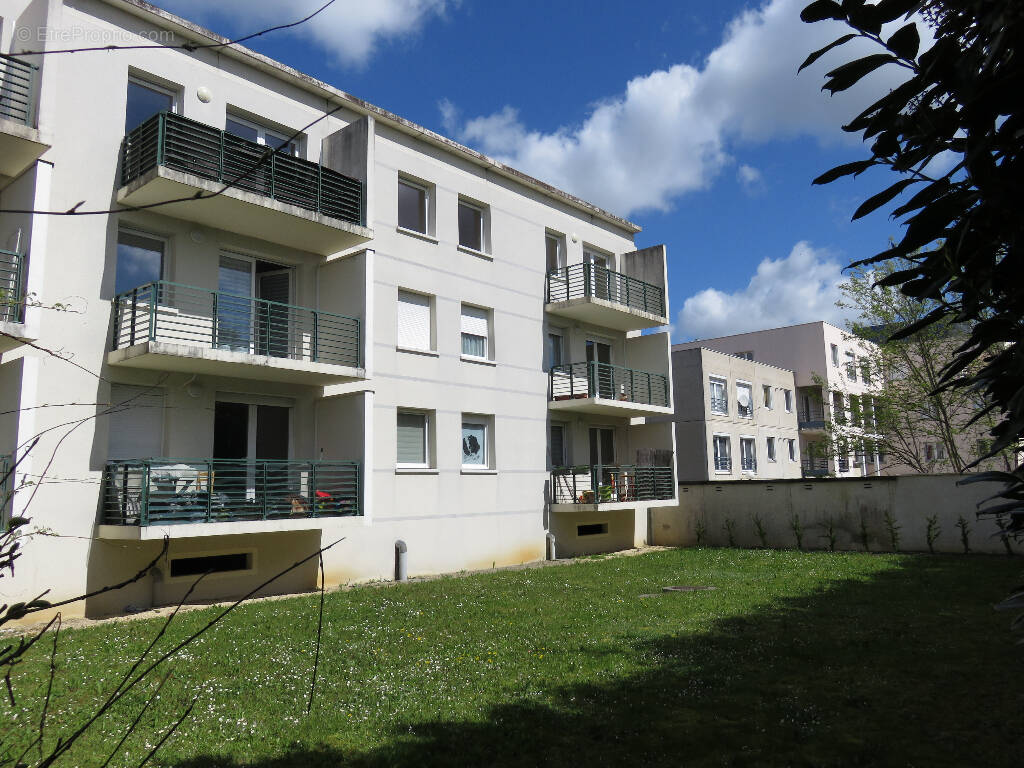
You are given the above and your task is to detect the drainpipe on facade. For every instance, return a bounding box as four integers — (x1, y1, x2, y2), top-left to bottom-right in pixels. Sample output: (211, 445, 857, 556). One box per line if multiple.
(394, 539, 408, 582)
(546, 532, 557, 561)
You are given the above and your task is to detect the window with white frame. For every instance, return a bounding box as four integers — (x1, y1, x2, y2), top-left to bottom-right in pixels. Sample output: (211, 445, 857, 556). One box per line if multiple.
(762, 385, 773, 409)
(736, 382, 753, 418)
(115, 230, 164, 295)
(396, 410, 430, 467)
(713, 434, 731, 472)
(831, 344, 840, 366)
(783, 389, 793, 412)
(125, 76, 176, 132)
(458, 198, 487, 252)
(226, 113, 299, 155)
(845, 351, 857, 381)
(709, 377, 728, 415)
(766, 436, 777, 462)
(832, 391, 845, 423)
(462, 415, 492, 469)
(398, 177, 431, 234)
(396, 289, 433, 351)
(787, 438, 796, 461)
(549, 423, 567, 468)
(546, 330, 564, 370)
(460, 304, 490, 359)
(545, 232, 566, 273)
(861, 360, 872, 384)
(740, 437, 756, 472)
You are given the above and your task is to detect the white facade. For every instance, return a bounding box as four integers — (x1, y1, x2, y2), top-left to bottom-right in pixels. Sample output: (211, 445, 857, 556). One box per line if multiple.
(674, 321, 882, 478)
(0, 0, 676, 618)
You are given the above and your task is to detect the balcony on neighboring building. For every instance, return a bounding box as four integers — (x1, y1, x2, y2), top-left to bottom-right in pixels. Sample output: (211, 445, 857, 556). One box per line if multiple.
(548, 361, 672, 417)
(549, 464, 674, 511)
(107, 281, 364, 384)
(797, 387, 827, 431)
(0, 54, 48, 186)
(97, 458, 360, 539)
(117, 112, 372, 255)
(0, 248, 29, 352)
(801, 457, 830, 478)
(545, 263, 667, 330)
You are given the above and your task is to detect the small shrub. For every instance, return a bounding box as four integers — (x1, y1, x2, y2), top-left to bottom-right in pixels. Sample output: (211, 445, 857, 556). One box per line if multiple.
(925, 515, 940, 555)
(956, 515, 971, 554)
(751, 512, 769, 548)
(695, 518, 706, 547)
(859, 515, 871, 552)
(789, 512, 804, 550)
(821, 516, 837, 552)
(724, 517, 737, 548)
(883, 510, 901, 552)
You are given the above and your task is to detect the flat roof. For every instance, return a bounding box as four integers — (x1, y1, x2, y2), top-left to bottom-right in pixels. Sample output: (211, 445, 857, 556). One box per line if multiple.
(105, 0, 642, 235)
(672, 319, 848, 350)
(673, 346, 797, 375)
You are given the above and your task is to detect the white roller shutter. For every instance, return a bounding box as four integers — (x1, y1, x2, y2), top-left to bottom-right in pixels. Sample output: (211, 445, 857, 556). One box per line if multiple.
(107, 384, 164, 460)
(460, 305, 489, 337)
(397, 290, 431, 350)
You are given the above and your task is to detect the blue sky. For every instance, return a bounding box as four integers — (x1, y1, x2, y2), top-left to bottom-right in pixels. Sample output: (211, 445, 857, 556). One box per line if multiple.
(160, 0, 912, 341)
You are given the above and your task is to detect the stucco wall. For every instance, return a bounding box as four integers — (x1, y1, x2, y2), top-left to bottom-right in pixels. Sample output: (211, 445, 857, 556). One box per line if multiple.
(651, 475, 1018, 555)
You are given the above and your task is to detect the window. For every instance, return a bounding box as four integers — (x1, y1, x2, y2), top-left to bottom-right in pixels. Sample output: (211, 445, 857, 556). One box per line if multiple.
(460, 304, 490, 359)
(845, 352, 857, 381)
(461, 418, 489, 468)
(226, 114, 298, 155)
(861, 361, 873, 385)
(787, 438, 796, 461)
(545, 232, 566, 273)
(458, 199, 486, 252)
(831, 344, 840, 366)
(783, 389, 793, 412)
(736, 382, 753, 418)
(396, 290, 433, 351)
(766, 436, 777, 462)
(709, 378, 728, 415)
(125, 76, 175, 132)
(740, 437, 756, 472)
(397, 410, 429, 467)
(577, 523, 608, 536)
(546, 330, 564, 370)
(976, 438, 992, 457)
(550, 423, 567, 468)
(398, 178, 429, 234)
(936, 443, 947, 460)
(762, 385, 773, 409)
(832, 391, 845, 424)
(170, 552, 251, 578)
(736, 351, 754, 360)
(115, 230, 164, 295)
(849, 394, 862, 426)
(713, 434, 731, 472)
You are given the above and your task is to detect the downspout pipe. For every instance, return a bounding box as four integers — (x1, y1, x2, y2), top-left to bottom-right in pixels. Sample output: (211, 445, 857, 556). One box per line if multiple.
(546, 532, 557, 561)
(394, 539, 408, 582)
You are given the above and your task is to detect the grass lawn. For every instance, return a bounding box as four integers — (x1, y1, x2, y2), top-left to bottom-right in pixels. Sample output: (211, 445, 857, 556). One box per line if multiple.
(3, 548, 1022, 767)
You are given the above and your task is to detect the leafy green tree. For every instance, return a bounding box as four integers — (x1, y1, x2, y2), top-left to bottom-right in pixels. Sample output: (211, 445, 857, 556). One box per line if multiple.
(799, 0, 1024, 532)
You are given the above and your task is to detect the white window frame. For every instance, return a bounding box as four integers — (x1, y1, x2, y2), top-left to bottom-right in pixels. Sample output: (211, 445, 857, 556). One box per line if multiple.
(225, 112, 300, 156)
(396, 409, 431, 469)
(462, 413, 494, 471)
(396, 289, 435, 354)
(783, 389, 793, 413)
(709, 376, 728, 415)
(736, 380, 753, 419)
(845, 351, 857, 381)
(397, 175, 434, 237)
(762, 385, 773, 410)
(115, 228, 167, 294)
(712, 433, 731, 474)
(457, 197, 489, 255)
(545, 231, 567, 274)
(126, 75, 179, 128)
(739, 436, 757, 473)
(546, 328, 565, 370)
(766, 436, 777, 462)
(460, 303, 491, 361)
(787, 438, 796, 462)
(831, 344, 840, 366)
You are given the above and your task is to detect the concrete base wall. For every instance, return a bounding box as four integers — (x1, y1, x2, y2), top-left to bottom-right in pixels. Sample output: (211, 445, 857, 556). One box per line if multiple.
(651, 475, 1018, 555)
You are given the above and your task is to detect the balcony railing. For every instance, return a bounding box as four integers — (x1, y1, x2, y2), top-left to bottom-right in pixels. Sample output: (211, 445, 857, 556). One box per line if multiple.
(710, 396, 728, 415)
(120, 112, 364, 226)
(549, 361, 669, 407)
(837, 457, 850, 472)
(801, 457, 830, 477)
(0, 53, 36, 126)
(101, 458, 360, 526)
(741, 456, 757, 472)
(713, 456, 731, 472)
(0, 249, 24, 323)
(111, 281, 361, 368)
(797, 404, 826, 427)
(550, 464, 674, 505)
(546, 263, 665, 317)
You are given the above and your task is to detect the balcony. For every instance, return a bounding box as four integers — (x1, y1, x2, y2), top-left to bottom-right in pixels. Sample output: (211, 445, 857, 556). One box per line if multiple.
(107, 281, 364, 384)
(0, 248, 29, 352)
(549, 361, 671, 417)
(0, 54, 48, 186)
(713, 456, 732, 472)
(97, 458, 360, 539)
(545, 264, 667, 330)
(117, 112, 372, 255)
(549, 464, 674, 511)
(797, 405, 827, 431)
(801, 457, 830, 478)
(741, 457, 757, 473)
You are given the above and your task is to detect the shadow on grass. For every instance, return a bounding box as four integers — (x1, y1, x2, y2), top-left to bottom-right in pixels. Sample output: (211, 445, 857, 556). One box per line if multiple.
(175, 554, 1021, 768)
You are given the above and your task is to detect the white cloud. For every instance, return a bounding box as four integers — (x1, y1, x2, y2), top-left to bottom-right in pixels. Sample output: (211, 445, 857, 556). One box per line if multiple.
(442, 0, 916, 216)
(736, 164, 764, 194)
(162, 0, 451, 68)
(675, 242, 854, 341)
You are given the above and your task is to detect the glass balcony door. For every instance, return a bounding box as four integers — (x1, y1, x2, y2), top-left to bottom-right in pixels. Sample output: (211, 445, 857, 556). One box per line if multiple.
(586, 340, 614, 398)
(216, 254, 292, 358)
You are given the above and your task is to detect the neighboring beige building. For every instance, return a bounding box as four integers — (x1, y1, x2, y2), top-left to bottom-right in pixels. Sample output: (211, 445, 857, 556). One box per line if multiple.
(0, 0, 676, 619)
(674, 321, 882, 478)
(669, 347, 801, 481)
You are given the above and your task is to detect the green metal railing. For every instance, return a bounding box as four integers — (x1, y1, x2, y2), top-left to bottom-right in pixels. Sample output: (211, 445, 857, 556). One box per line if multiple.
(101, 458, 361, 526)
(546, 263, 665, 317)
(111, 281, 361, 368)
(549, 361, 669, 407)
(0, 249, 24, 323)
(120, 112, 364, 226)
(550, 464, 674, 505)
(0, 53, 36, 126)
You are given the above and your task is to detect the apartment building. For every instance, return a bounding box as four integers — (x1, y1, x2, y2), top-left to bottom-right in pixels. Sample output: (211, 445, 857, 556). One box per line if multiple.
(669, 347, 800, 481)
(0, 0, 676, 618)
(674, 321, 882, 478)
